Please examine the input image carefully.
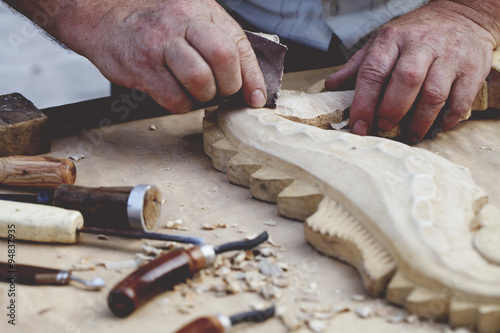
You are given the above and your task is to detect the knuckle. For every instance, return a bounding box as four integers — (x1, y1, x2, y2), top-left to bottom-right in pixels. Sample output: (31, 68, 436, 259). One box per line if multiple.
(394, 68, 425, 88)
(358, 62, 389, 85)
(212, 41, 238, 64)
(377, 25, 401, 41)
(185, 69, 216, 101)
(420, 86, 448, 106)
(157, 94, 192, 114)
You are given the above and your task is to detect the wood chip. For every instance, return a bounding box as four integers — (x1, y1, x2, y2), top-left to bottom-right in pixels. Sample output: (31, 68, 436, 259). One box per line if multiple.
(280, 311, 304, 331)
(165, 219, 184, 229)
(264, 219, 277, 226)
(355, 307, 373, 318)
(69, 153, 85, 162)
(101, 257, 143, 270)
(307, 319, 326, 333)
(351, 294, 366, 302)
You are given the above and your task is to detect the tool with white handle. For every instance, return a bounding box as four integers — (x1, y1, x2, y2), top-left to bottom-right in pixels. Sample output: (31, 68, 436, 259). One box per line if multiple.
(0, 200, 203, 244)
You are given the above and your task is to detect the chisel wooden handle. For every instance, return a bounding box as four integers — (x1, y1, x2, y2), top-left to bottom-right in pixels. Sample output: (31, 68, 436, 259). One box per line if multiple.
(53, 184, 161, 231)
(0, 156, 76, 188)
(175, 316, 227, 333)
(0, 262, 70, 285)
(108, 245, 215, 318)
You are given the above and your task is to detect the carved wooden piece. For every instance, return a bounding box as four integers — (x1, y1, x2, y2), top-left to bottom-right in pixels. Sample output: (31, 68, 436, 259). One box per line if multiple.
(203, 91, 500, 332)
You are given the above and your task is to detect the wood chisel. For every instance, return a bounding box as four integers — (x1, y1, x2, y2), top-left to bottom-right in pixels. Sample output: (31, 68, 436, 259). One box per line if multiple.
(0, 183, 162, 232)
(0, 200, 203, 244)
(0, 155, 76, 188)
(174, 306, 275, 333)
(108, 231, 269, 318)
(0, 262, 105, 290)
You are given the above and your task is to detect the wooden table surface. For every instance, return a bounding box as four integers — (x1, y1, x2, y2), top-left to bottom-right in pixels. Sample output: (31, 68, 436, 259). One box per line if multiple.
(1, 68, 499, 333)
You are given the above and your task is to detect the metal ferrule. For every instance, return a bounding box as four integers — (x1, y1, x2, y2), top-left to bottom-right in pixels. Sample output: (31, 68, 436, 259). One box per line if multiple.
(55, 270, 71, 285)
(199, 244, 216, 267)
(127, 184, 157, 231)
(217, 314, 232, 333)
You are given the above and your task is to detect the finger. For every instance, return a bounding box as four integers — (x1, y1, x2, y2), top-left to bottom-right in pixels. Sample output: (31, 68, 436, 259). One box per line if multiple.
(439, 75, 484, 132)
(141, 67, 193, 113)
(163, 37, 217, 102)
(407, 61, 455, 141)
(376, 43, 435, 131)
(233, 32, 267, 108)
(324, 46, 367, 91)
(186, 20, 243, 98)
(349, 36, 400, 136)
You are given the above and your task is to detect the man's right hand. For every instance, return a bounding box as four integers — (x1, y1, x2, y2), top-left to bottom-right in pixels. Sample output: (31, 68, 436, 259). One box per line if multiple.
(84, 0, 267, 112)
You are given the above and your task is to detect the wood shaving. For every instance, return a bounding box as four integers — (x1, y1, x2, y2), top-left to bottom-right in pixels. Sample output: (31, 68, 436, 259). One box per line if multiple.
(201, 220, 226, 230)
(100, 257, 143, 270)
(135, 253, 156, 262)
(259, 260, 283, 277)
(386, 314, 405, 323)
(351, 294, 366, 302)
(165, 219, 184, 230)
(355, 307, 373, 318)
(406, 314, 419, 324)
(280, 311, 304, 331)
(264, 219, 277, 226)
(68, 153, 85, 162)
(330, 119, 349, 130)
(307, 319, 326, 333)
(141, 244, 164, 257)
(70, 264, 95, 271)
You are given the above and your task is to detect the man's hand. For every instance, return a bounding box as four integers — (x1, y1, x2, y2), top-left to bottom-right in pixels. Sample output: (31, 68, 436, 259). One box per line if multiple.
(325, 0, 500, 142)
(4, 0, 267, 113)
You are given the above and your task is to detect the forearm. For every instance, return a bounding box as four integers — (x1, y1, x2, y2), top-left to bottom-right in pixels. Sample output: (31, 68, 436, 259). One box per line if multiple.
(2, 0, 117, 54)
(436, 0, 500, 46)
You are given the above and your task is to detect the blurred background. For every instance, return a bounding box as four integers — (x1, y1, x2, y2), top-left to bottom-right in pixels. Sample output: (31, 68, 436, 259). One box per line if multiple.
(0, 2, 109, 109)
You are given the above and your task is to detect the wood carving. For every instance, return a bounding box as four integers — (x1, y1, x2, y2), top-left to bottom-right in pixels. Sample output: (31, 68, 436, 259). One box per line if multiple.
(203, 90, 500, 332)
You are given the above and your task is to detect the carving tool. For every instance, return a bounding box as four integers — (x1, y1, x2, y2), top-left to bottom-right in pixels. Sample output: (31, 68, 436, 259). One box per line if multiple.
(0, 183, 162, 231)
(0, 32, 286, 155)
(0, 262, 105, 290)
(0, 156, 76, 188)
(174, 306, 275, 333)
(0, 200, 204, 244)
(108, 231, 269, 317)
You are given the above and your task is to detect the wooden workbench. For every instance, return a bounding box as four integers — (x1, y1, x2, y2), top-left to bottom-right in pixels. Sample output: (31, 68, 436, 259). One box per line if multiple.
(1, 68, 499, 333)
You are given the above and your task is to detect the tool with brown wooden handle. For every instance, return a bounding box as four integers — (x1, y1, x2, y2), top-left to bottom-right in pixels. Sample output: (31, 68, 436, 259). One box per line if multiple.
(0, 184, 161, 231)
(0, 156, 76, 188)
(174, 306, 275, 333)
(108, 231, 269, 318)
(0, 262, 105, 290)
(0, 200, 203, 244)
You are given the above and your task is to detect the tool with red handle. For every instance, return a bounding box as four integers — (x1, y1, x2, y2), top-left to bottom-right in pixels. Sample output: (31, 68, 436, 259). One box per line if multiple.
(108, 231, 269, 317)
(174, 306, 275, 333)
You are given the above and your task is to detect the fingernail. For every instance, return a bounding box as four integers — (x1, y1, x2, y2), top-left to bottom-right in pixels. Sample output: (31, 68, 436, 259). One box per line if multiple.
(352, 120, 369, 136)
(408, 132, 420, 145)
(250, 89, 266, 108)
(377, 118, 394, 131)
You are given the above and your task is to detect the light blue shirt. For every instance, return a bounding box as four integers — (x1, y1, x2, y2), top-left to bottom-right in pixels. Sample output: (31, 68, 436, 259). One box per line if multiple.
(219, 0, 428, 51)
